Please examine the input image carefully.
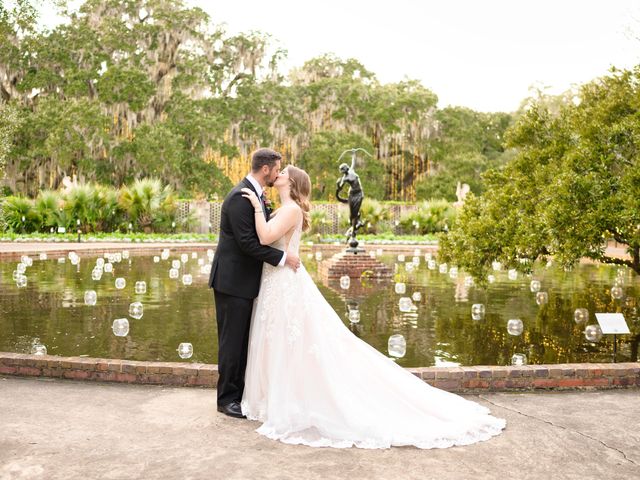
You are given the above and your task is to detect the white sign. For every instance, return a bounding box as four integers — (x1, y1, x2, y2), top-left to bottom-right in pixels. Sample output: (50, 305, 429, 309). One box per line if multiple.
(595, 313, 630, 335)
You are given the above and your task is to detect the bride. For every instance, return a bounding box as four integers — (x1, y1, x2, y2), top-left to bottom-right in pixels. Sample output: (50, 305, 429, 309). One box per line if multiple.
(239, 165, 506, 449)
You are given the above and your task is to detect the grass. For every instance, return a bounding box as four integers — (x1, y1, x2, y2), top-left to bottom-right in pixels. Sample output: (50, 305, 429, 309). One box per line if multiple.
(2, 232, 439, 245)
(0, 232, 218, 243)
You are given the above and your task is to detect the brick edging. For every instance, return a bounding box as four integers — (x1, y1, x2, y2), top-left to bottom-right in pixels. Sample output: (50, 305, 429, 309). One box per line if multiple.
(1, 353, 638, 392)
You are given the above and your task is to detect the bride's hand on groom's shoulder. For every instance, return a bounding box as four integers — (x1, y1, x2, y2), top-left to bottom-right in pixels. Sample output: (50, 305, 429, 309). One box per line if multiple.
(240, 188, 261, 210)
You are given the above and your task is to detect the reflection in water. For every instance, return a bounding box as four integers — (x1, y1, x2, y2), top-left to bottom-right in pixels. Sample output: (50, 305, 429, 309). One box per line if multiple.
(0, 252, 638, 367)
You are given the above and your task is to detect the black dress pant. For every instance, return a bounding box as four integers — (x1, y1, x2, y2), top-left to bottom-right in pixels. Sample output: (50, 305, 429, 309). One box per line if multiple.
(214, 289, 254, 407)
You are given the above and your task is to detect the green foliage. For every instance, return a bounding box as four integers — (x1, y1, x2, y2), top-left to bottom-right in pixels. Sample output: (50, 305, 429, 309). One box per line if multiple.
(358, 198, 391, 234)
(1, 178, 184, 234)
(440, 67, 640, 279)
(0, 0, 260, 197)
(299, 131, 383, 201)
(63, 184, 98, 230)
(96, 65, 155, 111)
(34, 190, 62, 230)
(119, 178, 178, 233)
(308, 209, 328, 236)
(92, 184, 123, 232)
(399, 200, 457, 235)
(0, 1, 512, 204)
(1, 196, 40, 232)
(0, 231, 218, 242)
(0, 102, 21, 180)
(417, 108, 514, 201)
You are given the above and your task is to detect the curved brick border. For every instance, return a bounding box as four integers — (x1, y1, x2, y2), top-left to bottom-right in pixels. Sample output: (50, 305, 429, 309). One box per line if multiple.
(1, 353, 637, 393)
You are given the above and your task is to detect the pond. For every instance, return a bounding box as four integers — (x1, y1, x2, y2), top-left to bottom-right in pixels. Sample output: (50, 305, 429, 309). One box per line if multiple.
(1, 248, 638, 367)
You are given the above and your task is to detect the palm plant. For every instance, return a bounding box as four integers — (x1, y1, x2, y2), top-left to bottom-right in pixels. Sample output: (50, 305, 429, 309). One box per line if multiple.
(119, 178, 176, 233)
(35, 190, 63, 231)
(154, 188, 181, 232)
(63, 184, 97, 231)
(399, 200, 457, 235)
(91, 185, 123, 232)
(1, 196, 41, 232)
(309, 209, 328, 236)
(358, 199, 391, 234)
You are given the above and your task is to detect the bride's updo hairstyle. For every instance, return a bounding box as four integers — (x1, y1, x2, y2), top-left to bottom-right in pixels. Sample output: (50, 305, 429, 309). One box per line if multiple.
(286, 165, 311, 231)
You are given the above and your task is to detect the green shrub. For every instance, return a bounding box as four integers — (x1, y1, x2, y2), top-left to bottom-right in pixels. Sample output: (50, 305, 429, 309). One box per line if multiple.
(92, 185, 124, 232)
(358, 198, 391, 234)
(63, 184, 98, 231)
(119, 178, 180, 233)
(399, 199, 457, 235)
(34, 190, 63, 231)
(1, 196, 40, 232)
(309, 209, 328, 236)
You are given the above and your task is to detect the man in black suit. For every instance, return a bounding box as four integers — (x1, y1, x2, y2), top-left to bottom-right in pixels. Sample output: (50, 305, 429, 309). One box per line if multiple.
(209, 148, 300, 418)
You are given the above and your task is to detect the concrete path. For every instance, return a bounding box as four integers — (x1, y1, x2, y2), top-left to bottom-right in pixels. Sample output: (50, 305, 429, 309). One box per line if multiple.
(0, 376, 638, 480)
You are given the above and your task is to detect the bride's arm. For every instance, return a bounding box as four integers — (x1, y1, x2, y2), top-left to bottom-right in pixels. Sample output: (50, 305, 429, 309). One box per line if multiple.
(241, 188, 298, 245)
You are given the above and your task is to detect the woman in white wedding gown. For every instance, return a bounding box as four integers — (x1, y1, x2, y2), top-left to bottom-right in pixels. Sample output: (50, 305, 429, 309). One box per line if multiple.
(239, 166, 506, 449)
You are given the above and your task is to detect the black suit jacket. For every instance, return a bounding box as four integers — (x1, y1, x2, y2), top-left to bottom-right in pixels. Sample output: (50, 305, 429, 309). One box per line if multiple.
(209, 178, 284, 299)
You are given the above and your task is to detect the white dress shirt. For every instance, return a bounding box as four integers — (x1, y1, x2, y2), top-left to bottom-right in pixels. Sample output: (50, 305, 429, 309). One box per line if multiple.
(245, 174, 286, 267)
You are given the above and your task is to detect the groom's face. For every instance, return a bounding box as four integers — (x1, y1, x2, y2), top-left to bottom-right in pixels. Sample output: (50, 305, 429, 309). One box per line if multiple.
(264, 160, 281, 188)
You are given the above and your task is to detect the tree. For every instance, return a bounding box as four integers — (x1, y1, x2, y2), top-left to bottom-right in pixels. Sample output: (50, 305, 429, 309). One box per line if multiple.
(0, 101, 20, 182)
(0, 1, 507, 202)
(298, 131, 382, 201)
(440, 67, 640, 279)
(0, 0, 269, 197)
(416, 107, 514, 201)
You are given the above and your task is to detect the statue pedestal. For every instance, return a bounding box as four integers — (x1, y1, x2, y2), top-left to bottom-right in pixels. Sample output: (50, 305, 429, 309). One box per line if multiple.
(318, 250, 393, 283)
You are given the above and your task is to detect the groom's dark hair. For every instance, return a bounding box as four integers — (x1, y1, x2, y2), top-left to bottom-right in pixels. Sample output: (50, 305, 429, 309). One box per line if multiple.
(251, 148, 282, 172)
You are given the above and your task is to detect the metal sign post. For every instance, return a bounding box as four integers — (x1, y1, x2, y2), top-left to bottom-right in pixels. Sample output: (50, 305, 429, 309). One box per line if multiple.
(595, 313, 631, 363)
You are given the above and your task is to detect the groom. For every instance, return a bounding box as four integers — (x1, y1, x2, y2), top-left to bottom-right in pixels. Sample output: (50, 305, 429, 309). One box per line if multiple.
(209, 148, 300, 418)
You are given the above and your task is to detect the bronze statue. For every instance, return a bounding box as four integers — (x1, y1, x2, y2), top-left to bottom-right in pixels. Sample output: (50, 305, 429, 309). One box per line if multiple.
(336, 148, 369, 251)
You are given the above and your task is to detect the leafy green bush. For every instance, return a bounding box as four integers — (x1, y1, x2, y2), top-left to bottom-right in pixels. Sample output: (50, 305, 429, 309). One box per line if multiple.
(0, 178, 184, 234)
(119, 178, 180, 233)
(92, 185, 124, 232)
(63, 184, 97, 231)
(399, 199, 457, 235)
(34, 190, 62, 231)
(1, 196, 40, 232)
(358, 198, 391, 234)
(309, 209, 328, 236)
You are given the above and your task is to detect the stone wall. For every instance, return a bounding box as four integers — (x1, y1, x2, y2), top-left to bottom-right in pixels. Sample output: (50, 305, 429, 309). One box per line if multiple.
(1, 352, 638, 393)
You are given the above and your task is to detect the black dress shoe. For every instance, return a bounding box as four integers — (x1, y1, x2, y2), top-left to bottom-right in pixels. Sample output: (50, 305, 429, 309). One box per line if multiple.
(217, 401, 246, 419)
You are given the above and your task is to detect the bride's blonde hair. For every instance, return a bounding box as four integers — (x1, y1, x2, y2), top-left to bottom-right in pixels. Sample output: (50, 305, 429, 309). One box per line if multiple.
(286, 165, 311, 231)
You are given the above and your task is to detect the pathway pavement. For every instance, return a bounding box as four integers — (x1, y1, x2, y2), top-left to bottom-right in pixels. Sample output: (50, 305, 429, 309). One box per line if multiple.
(0, 376, 638, 480)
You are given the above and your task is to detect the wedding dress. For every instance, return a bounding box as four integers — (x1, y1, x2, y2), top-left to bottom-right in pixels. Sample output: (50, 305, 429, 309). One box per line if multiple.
(241, 218, 506, 449)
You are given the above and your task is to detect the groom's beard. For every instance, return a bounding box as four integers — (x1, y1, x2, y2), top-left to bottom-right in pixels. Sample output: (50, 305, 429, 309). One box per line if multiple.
(265, 180, 275, 188)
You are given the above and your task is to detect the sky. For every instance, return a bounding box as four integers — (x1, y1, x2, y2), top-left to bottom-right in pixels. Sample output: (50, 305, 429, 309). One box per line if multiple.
(37, 0, 640, 113)
(195, 0, 640, 112)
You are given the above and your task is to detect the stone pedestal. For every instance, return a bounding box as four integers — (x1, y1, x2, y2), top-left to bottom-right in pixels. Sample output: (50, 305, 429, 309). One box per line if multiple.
(318, 250, 393, 283)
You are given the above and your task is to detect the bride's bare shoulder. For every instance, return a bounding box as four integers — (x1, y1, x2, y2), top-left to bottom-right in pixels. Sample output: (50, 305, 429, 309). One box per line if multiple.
(280, 203, 302, 214)
(279, 203, 303, 224)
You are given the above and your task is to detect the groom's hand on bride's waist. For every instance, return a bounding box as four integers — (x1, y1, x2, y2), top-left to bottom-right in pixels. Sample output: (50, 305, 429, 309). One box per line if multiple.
(285, 251, 300, 272)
